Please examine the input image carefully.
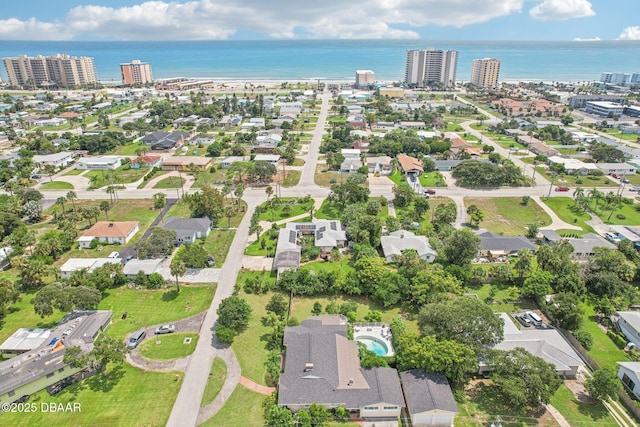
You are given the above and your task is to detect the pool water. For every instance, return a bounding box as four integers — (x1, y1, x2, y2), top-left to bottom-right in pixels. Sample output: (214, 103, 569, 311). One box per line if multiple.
(357, 337, 389, 356)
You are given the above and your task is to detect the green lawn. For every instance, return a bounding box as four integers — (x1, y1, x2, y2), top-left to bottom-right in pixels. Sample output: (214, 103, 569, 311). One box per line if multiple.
(85, 166, 149, 189)
(587, 199, 640, 226)
(420, 172, 446, 188)
(63, 169, 86, 176)
(282, 170, 301, 187)
(231, 290, 278, 385)
(0, 291, 64, 345)
(99, 285, 215, 340)
(541, 197, 595, 233)
(40, 180, 74, 190)
(153, 176, 185, 189)
(315, 164, 342, 188)
(0, 364, 184, 427)
(200, 384, 265, 427)
(191, 168, 228, 188)
(258, 197, 313, 221)
(388, 168, 404, 186)
(579, 304, 630, 370)
(315, 198, 344, 219)
(245, 228, 278, 256)
(470, 283, 537, 314)
(164, 199, 247, 228)
(550, 384, 617, 427)
(112, 141, 146, 156)
(201, 357, 227, 407)
(202, 229, 235, 265)
(138, 332, 199, 360)
(463, 197, 552, 235)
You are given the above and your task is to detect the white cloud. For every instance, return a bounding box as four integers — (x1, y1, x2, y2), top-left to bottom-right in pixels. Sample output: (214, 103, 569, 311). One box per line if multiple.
(617, 26, 640, 40)
(530, 0, 595, 21)
(0, 0, 526, 40)
(573, 37, 600, 41)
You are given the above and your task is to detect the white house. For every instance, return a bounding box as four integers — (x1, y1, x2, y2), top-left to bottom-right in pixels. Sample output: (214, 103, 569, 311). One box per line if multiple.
(220, 156, 248, 169)
(254, 154, 280, 165)
(546, 156, 599, 175)
(595, 163, 636, 176)
(76, 156, 122, 171)
(381, 230, 437, 263)
(617, 311, 640, 348)
(60, 258, 122, 279)
(618, 362, 640, 398)
(32, 151, 75, 168)
(77, 221, 139, 248)
(341, 148, 361, 158)
(123, 259, 163, 278)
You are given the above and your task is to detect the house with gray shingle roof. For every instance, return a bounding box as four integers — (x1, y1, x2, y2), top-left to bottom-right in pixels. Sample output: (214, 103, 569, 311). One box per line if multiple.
(161, 216, 211, 245)
(616, 311, 640, 348)
(478, 232, 536, 258)
(278, 316, 405, 421)
(381, 230, 436, 263)
(400, 370, 459, 427)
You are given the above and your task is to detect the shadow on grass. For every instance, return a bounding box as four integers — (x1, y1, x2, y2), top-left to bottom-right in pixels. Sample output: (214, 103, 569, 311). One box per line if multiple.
(576, 399, 610, 421)
(470, 382, 538, 425)
(162, 289, 179, 301)
(85, 365, 126, 393)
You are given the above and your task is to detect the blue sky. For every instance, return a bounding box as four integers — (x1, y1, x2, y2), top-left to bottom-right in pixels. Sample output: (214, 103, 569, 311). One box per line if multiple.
(1, 0, 639, 41)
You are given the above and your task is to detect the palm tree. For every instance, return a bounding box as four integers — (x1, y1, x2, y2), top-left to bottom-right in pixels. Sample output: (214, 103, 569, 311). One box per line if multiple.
(265, 185, 273, 202)
(100, 201, 110, 220)
(588, 188, 602, 213)
(169, 258, 186, 293)
(66, 191, 77, 211)
(55, 196, 66, 215)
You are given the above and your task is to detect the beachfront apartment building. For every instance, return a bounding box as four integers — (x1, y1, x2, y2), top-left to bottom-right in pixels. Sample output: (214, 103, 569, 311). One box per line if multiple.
(404, 48, 458, 88)
(470, 58, 501, 88)
(355, 70, 375, 87)
(120, 60, 153, 85)
(585, 101, 625, 117)
(3, 54, 97, 88)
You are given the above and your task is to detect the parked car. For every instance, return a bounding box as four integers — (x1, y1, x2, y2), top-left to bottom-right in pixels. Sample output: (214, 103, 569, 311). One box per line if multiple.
(155, 324, 176, 335)
(516, 315, 532, 327)
(554, 186, 569, 192)
(127, 329, 146, 348)
(605, 232, 621, 243)
(611, 173, 619, 179)
(424, 189, 436, 195)
(206, 255, 216, 267)
(622, 178, 630, 183)
(629, 186, 640, 191)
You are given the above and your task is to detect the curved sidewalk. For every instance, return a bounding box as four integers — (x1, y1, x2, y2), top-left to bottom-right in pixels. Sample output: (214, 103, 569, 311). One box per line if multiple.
(531, 196, 582, 230)
(196, 347, 242, 425)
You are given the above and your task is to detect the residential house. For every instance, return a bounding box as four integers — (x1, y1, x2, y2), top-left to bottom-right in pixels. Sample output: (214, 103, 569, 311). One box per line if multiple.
(595, 163, 636, 176)
(32, 151, 75, 168)
(400, 370, 459, 427)
(241, 117, 266, 130)
(161, 216, 212, 245)
(130, 155, 162, 169)
(479, 313, 584, 378)
(341, 148, 361, 158)
(540, 231, 615, 258)
(161, 156, 211, 171)
(546, 156, 599, 175)
(366, 156, 393, 175)
(274, 220, 347, 274)
(396, 154, 423, 177)
(526, 139, 559, 157)
(220, 156, 249, 169)
(0, 310, 112, 404)
(219, 114, 243, 127)
(123, 259, 163, 278)
(340, 157, 363, 174)
(618, 362, 640, 399)
(278, 316, 406, 421)
(35, 117, 67, 127)
(381, 230, 437, 263)
(434, 159, 462, 171)
(75, 156, 122, 171)
(141, 131, 189, 150)
(252, 142, 278, 154)
(253, 154, 280, 165)
(189, 135, 215, 146)
(77, 221, 139, 248)
(398, 121, 427, 129)
(0, 328, 51, 358)
(352, 140, 370, 152)
(616, 312, 640, 348)
(59, 258, 122, 279)
(478, 232, 536, 259)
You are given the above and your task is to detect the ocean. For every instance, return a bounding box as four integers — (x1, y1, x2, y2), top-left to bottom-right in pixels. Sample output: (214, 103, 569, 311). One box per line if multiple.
(1, 40, 639, 84)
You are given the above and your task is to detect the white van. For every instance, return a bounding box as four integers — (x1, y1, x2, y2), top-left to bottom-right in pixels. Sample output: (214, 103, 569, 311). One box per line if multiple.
(108, 251, 120, 259)
(526, 311, 542, 326)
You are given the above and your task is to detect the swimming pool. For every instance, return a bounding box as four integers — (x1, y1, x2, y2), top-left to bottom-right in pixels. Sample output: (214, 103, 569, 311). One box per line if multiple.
(357, 336, 389, 356)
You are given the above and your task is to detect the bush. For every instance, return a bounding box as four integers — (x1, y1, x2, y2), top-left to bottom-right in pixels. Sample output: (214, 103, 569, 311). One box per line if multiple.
(215, 325, 237, 343)
(606, 329, 627, 349)
(573, 329, 594, 350)
(616, 213, 626, 220)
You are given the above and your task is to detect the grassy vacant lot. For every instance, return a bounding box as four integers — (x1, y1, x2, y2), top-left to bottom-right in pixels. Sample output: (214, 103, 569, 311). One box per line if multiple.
(164, 199, 247, 228)
(420, 171, 446, 187)
(200, 384, 265, 427)
(99, 285, 215, 340)
(202, 229, 235, 265)
(40, 180, 74, 190)
(201, 357, 227, 407)
(315, 198, 344, 219)
(315, 164, 342, 187)
(469, 283, 537, 314)
(85, 166, 149, 188)
(139, 332, 199, 360)
(0, 364, 184, 427)
(246, 227, 278, 256)
(231, 290, 278, 385)
(463, 197, 552, 235)
(112, 141, 146, 156)
(191, 168, 228, 188)
(586, 198, 640, 226)
(282, 170, 301, 187)
(550, 384, 617, 427)
(258, 197, 314, 222)
(153, 176, 185, 189)
(541, 197, 595, 233)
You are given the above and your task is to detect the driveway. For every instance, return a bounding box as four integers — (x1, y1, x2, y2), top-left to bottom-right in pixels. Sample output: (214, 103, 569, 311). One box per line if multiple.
(158, 267, 221, 283)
